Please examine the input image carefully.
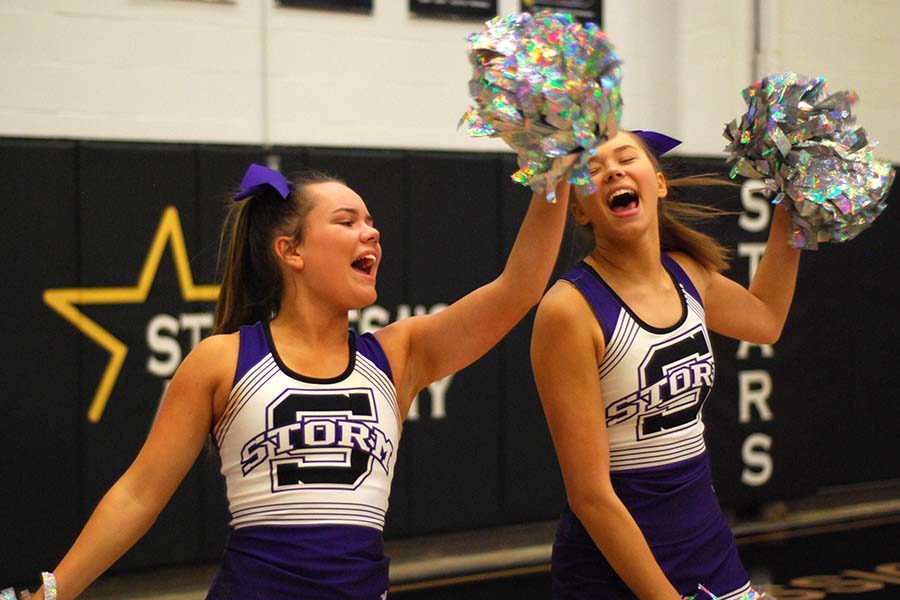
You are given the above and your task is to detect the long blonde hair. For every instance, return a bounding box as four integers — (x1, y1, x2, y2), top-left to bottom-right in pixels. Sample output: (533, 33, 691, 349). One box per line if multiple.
(658, 176, 733, 273)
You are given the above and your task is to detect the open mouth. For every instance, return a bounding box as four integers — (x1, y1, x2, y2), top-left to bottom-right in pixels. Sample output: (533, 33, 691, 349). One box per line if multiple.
(608, 189, 640, 214)
(351, 254, 377, 276)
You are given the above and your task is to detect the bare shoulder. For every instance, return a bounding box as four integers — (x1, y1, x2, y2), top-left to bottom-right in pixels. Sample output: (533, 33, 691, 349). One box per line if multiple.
(191, 331, 239, 361)
(532, 282, 606, 396)
(536, 280, 593, 325)
(534, 280, 602, 355)
(667, 251, 713, 296)
(171, 332, 240, 420)
(180, 332, 239, 384)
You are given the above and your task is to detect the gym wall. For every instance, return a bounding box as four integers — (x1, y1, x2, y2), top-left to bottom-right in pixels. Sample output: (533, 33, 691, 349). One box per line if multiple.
(1, 138, 897, 584)
(2, 0, 899, 587)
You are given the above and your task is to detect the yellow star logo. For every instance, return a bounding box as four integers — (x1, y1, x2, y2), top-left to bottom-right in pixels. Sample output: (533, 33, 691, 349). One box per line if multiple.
(43, 206, 220, 423)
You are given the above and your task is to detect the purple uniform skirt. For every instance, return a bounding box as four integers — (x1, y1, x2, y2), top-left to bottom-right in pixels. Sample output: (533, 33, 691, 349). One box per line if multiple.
(552, 454, 750, 599)
(206, 525, 389, 600)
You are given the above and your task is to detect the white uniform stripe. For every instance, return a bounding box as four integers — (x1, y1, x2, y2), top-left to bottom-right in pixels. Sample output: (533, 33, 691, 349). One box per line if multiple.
(215, 357, 279, 443)
(610, 444, 707, 471)
(235, 515, 385, 529)
(611, 435, 706, 459)
(215, 358, 279, 443)
(217, 355, 277, 435)
(599, 315, 639, 378)
(237, 514, 384, 524)
(356, 355, 399, 422)
(216, 357, 278, 440)
(602, 308, 631, 361)
(610, 439, 706, 464)
(611, 432, 706, 457)
(237, 512, 385, 523)
(685, 291, 704, 319)
(354, 364, 398, 426)
(233, 502, 386, 519)
(611, 443, 707, 463)
(718, 582, 752, 600)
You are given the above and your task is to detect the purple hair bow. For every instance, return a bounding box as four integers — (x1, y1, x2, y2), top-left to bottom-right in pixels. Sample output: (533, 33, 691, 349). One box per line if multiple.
(233, 163, 290, 201)
(631, 130, 682, 156)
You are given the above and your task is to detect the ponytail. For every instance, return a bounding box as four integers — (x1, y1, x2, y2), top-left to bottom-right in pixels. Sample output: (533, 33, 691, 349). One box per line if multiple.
(213, 170, 341, 334)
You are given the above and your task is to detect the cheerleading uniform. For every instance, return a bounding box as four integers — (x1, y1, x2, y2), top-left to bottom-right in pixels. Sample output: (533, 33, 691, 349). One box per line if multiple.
(207, 321, 400, 600)
(551, 255, 751, 600)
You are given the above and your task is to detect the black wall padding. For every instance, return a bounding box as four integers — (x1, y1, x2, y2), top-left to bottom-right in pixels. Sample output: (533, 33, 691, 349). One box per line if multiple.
(2, 136, 898, 585)
(497, 154, 566, 522)
(405, 153, 504, 533)
(0, 139, 82, 584)
(76, 142, 204, 568)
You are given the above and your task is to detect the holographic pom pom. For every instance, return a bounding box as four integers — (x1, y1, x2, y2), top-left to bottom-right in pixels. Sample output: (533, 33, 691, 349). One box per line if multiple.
(724, 72, 895, 249)
(459, 11, 623, 201)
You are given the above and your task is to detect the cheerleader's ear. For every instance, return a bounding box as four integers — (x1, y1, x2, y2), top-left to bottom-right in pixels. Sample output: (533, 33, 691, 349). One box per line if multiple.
(274, 235, 304, 271)
(571, 198, 591, 226)
(657, 171, 668, 199)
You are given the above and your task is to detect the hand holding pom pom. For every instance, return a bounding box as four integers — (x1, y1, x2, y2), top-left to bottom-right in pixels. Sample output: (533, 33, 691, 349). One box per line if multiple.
(723, 72, 895, 249)
(460, 11, 623, 201)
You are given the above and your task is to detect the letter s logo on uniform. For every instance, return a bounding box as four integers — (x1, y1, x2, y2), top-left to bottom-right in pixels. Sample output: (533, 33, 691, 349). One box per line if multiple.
(606, 326, 714, 440)
(240, 388, 394, 491)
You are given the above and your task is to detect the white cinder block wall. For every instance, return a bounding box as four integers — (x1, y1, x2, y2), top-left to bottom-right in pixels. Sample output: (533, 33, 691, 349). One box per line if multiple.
(0, 1, 265, 143)
(1, 0, 897, 161)
(772, 0, 900, 163)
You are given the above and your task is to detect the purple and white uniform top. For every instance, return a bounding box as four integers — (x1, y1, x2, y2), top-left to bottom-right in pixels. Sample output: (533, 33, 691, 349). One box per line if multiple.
(571, 255, 713, 472)
(551, 255, 751, 600)
(207, 322, 398, 599)
(214, 322, 399, 532)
